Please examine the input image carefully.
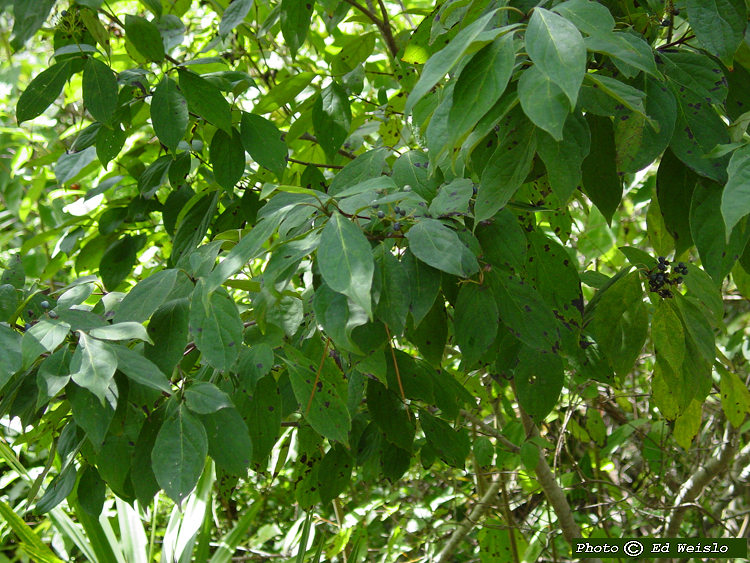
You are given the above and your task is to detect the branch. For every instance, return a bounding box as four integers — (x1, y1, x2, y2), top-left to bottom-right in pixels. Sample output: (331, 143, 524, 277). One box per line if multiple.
(435, 475, 504, 562)
(664, 426, 738, 537)
(286, 158, 344, 169)
(461, 409, 520, 453)
(341, 0, 399, 58)
(282, 132, 358, 160)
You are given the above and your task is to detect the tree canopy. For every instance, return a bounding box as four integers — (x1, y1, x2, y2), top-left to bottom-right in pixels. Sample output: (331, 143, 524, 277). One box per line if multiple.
(1, 0, 750, 561)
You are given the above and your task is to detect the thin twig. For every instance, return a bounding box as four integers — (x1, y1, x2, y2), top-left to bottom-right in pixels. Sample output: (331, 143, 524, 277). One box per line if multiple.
(287, 158, 344, 169)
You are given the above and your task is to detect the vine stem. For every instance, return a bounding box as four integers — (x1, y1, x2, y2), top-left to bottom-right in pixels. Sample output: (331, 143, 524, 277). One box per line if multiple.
(384, 325, 410, 419)
(664, 424, 738, 537)
(341, 0, 399, 58)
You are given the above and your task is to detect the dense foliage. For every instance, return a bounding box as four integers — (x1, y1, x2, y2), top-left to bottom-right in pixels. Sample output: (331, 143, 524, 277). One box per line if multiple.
(1, 0, 750, 561)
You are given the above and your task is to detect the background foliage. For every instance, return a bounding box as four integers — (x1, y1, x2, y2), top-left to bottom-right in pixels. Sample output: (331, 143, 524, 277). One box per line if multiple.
(1, 0, 750, 561)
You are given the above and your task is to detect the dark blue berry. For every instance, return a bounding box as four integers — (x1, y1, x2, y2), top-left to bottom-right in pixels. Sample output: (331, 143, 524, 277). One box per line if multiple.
(658, 263, 667, 270)
(394, 206, 401, 214)
(41, 300, 50, 309)
(676, 276, 683, 284)
(393, 222, 402, 231)
(661, 18, 671, 26)
(658, 256, 666, 263)
(377, 210, 385, 219)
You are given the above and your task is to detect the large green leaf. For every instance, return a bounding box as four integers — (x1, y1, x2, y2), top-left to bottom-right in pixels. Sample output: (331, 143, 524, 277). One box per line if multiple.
(721, 143, 750, 240)
(177, 68, 232, 134)
(312, 81, 351, 163)
(652, 300, 686, 374)
(401, 249, 441, 326)
(405, 11, 498, 114)
(16, 60, 71, 123)
(366, 378, 415, 451)
(419, 411, 470, 468)
(581, 114, 621, 223)
(124, 15, 165, 62)
(375, 248, 409, 336)
(592, 270, 648, 378)
(284, 355, 351, 444)
(406, 218, 478, 278)
(152, 404, 208, 504)
(656, 148, 697, 256)
(280, 0, 313, 58)
(514, 345, 565, 423)
(525, 8, 586, 107)
(686, 0, 747, 67)
(242, 373, 281, 468)
(70, 332, 117, 402)
(518, 64, 569, 141)
(454, 282, 498, 369)
(82, 57, 118, 126)
(190, 282, 244, 372)
(144, 298, 190, 377)
(67, 383, 116, 450)
(10, 0, 57, 51)
(408, 298, 447, 366)
(151, 77, 188, 154)
(317, 444, 353, 504)
(99, 235, 140, 291)
(448, 33, 515, 147)
(199, 406, 253, 475)
(219, 0, 254, 36)
(475, 208, 527, 274)
(185, 382, 233, 414)
(240, 112, 287, 180)
(318, 212, 374, 318)
(252, 72, 316, 114)
(96, 123, 126, 166)
(111, 344, 172, 394)
(537, 112, 590, 205)
(115, 269, 184, 323)
(475, 113, 536, 222)
(210, 127, 245, 190)
(21, 319, 70, 370)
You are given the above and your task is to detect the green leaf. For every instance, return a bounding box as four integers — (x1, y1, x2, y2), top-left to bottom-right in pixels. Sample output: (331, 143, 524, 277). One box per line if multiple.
(220, 0, 254, 36)
(584, 32, 659, 78)
(88, 322, 152, 343)
(454, 283, 498, 369)
(0, 500, 64, 563)
(656, 148, 697, 256)
(284, 356, 351, 444)
(374, 248, 409, 336)
(35, 465, 76, 514)
(138, 155, 171, 197)
(408, 298, 447, 367)
(518, 64, 570, 141)
(520, 441, 539, 471)
(111, 344, 173, 394)
(124, 15, 165, 62)
(328, 148, 387, 195)
(210, 127, 245, 190)
(552, 0, 615, 35)
(100, 235, 139, 291)
(405, 11, 498, 115)
(491, 272, 560, 353)
(475, 113, 537, 222)
(67, 383, 116, 450)
(615, 76, 676, 175)
(151, 77, 188, 154)
(16, 60, 71, 124)
(475, 209, 527, 274)
(144, 298, 190, 377)
(515, 345, 564, 423)
(400, 249, 439, 326)
(718, 367, 750, 427)
(692, 180, 749, 284)
(185, 382, 234, 414)
(152, 404, 208, 504)
(178, 68, 232, 134)
(199, 406, 253, 475)
(686, 0, 747, 67)
(96, 123, 127, 166)
(317, 444, 353, 504)
(190, 282, 244, 372)
(0, 284, 18, 323)
(448, 33, 515, 147)
(252, 72, 316, 114)
(82, 57, 118, 126)
(115, 269, 183, 323)
(366, 378, 415, 451)
(240, 112, 287, 180)
(171, 193, 218, 265)
(525, 8, 586, 107)
(419, 411, 470, 468)
(674, 399, 702, 450)
(70, 332, 117, 402)
(652, 300, 685, 374)
(406, 218, 479, 278)
(674, 293, 715, 363)
(280, 0, 314, 58)
(581, 114, 621, 223)
(312, 81, 351, 163)
(55, 147, 96, 185)
(478, 521, 527, 563)
(592, 271, 647, 378)
(242, 373, 281, 468)
(683, 263, 724, 323)
(722, 143, 750, 239)
(318, 212, 375, 319)
(10, 0, 57, 51)
(21, 319, 70, 370)
(131, 408, 164, 507)
(77, 465, 105, 518)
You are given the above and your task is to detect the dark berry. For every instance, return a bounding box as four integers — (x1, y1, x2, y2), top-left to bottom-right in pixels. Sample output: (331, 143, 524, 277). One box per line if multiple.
(394, 206, 401, 214)
(377, 210, 385, 219)
(658, 263, 667, 270)
(661, 18, 671, 26)
(371, 203, 379, 209)
(472, 186, 478, 195)
(672, 7, 680, 15)
(658, 256, 666, 263)
(27, 309, 34, 317)
(678, 262, 685, 269)
(393, 221, 402, 231)
(61, 9, 68, 16)
(650, 273, 658, 281)
(41, 300, 50, 309)
(399, 208, 406, 217)
(681, 267, 688, 275)
(48, 310, 58, 319)
(656, 274, 665, 282)
(24, 323, 31, 331)
(676, 276, 683, 284)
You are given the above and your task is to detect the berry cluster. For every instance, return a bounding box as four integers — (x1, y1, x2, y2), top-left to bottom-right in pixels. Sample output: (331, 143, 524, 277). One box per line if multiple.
(648, 256, 688, 298)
